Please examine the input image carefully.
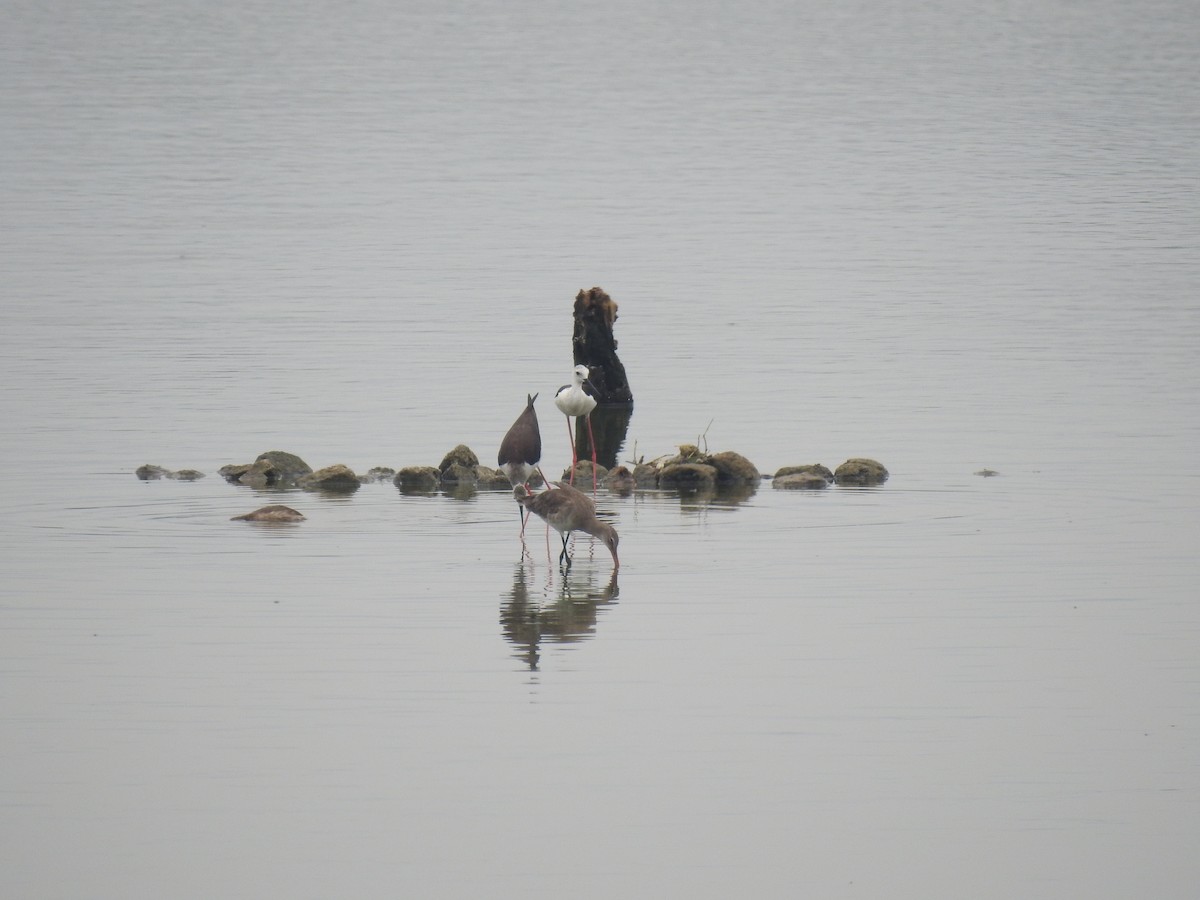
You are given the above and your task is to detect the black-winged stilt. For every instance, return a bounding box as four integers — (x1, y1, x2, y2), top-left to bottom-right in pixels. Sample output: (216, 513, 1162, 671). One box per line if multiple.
(554, 365, 598, 494)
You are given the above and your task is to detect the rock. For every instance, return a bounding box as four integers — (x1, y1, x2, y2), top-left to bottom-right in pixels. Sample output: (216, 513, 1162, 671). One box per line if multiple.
(360, 466, 396, 483)
(773, 472, 830, 490)
(834, 458, 889, 485)
(709, 451, 759, 485)
(240, 460, 286, 489)
(475, 465, 514, 489)
(298, 464, 361, 492)
(561, 460, 609, 485)
(441, 462, 479, 486)
(167, 469, 205, 481)
(775, 464, 833, 482)
(231, 504, 305, 523)
(659, 462, 718, 490)
(438, 444, 479, 473)
(632, 463, 660, 488)
(395, 466, 440, 491)
(974, 468, 1000, 477)
(135, 464, 171, 480)
(254, 450, 312, 480)
(219, 451, 311, 488)
(605, 465, 636, 494)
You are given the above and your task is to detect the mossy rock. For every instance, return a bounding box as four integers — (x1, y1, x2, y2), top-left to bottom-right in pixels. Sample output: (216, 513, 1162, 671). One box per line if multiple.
(709, 451, 759, 485)
(660, 462, 718, 490)
(605, 465, 636, 494)
(774, 472, 830, 490)
(438, 444, 479, 473)
(255, 450, 312, 479)
(775, 463, 833, 482)
(441, 462, 479, 486)
(561, 460, 609, 485)
(231, 504, 306, 523)
(834, 458, 889, 485)
(298, 464, 361, 492)
(395, 466, 440, 491)
(632, 463, 660, 487)
(475, 465, 514, 489)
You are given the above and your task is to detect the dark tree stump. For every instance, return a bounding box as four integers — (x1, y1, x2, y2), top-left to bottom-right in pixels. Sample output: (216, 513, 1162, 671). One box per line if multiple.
(572, 287, 633, 406)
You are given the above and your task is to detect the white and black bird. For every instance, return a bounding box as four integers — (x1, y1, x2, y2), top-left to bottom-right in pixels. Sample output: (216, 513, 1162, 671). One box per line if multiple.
(554, 364, 598, 494)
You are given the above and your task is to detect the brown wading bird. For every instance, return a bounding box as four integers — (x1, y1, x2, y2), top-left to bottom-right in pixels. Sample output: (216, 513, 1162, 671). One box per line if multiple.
(516, 481, 619, 570)
(554, 364, 599, 495)
(497, 393, 546, 531)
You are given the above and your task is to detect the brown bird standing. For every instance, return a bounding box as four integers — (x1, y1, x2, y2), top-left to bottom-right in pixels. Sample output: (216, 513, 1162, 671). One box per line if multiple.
(516, 480, 619, 569)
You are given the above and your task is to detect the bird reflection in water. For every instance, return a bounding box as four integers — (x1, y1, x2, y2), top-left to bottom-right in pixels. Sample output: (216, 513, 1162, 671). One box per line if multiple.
(500, 556, 619, 671)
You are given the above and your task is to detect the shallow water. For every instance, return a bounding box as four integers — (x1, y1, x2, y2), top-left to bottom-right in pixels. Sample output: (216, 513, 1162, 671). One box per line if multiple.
(3, 0, 1199, 896)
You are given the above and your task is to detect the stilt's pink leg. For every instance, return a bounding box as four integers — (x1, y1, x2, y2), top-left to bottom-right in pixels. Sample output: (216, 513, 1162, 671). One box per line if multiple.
(565, 416, 578, 484)
(585, 414, 598, 496)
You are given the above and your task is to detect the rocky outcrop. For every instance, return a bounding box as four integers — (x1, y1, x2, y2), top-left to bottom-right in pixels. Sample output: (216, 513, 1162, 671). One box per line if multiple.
(298, 464, 360, 492)
(561, 460, 609, 486)
(629, 444, 760, 494)
(360, 467, 396, 483)
(774, 472, 830, 490)
(709, 451, 759, 485)
(231, 504, 305, 523)
(438, 445, 479, 473)
(219, 450, 312, 488)
(136, 464, 205, 481)
(659, 462, 719, 491)
(395, 466, 440, 491)
(605, 465, 636, 494)
(833, 458, 889, 485)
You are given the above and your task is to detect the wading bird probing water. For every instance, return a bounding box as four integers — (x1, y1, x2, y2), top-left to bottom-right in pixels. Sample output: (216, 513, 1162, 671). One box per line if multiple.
(516, 481, 619, 570)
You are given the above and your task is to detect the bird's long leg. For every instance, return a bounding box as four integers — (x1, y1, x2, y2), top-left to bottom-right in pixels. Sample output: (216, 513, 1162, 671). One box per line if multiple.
(584, 413, 598, 496)
(565, 416, 578, 484)
(558, 533, 572, 568)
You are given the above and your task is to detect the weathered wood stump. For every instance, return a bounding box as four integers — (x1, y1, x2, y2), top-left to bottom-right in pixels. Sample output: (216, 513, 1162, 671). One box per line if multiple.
(571, 287, 633, 468)
(571, 287, 633, 406)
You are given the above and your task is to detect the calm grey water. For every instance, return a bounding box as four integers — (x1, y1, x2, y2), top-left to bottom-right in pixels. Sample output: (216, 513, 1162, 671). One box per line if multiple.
(2, 0, 1198, 897)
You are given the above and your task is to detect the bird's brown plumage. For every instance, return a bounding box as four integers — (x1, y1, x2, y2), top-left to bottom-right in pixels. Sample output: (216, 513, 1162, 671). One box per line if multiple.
(517, 481, 619, 569)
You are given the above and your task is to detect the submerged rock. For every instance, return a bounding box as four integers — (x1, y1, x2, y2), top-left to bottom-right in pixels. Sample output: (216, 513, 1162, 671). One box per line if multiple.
(231, 504, 306, 523)
(561, 460, 609, 486)
(360, 466, 397, 483)
(775, 463, 833, 482)
(632, 463, 660, 488)
(298, 464, 361, 492)
(255, 450, 312, 480)
(220, 450, 312, 488)
(605, 465, 636, 494)
(438, 444, 479, 473)
(137, 464, 206, 481)
(441, 462, 479, 486)
(834, 458, 889, 485)
(395, 466, 440, 491)
(709, 451, 759, 485)
(974, 468, 1000, 477)
(659, 462, 718, 491)
(474, 465, 514, 489)
(773, 472, 830, 490)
